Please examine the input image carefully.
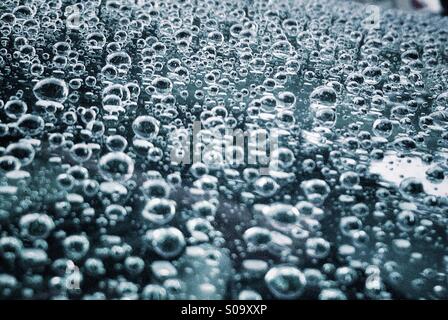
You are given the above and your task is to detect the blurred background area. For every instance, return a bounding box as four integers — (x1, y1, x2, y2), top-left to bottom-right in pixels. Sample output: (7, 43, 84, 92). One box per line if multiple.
(353, 0, 448, 14)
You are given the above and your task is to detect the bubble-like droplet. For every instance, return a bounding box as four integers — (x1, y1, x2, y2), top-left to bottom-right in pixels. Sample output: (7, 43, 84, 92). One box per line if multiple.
(0, 155, 21, 172)
(16, 114, 44, 136)
(148, 227, 185, 259)
(265, 265, 307, 299)
(310, 86, 337, 107)
(301, 179, 331, 204)
(63, 235, 90, 261)
(132, 116, 160, 139)
(19, 213, 55, 240)
(4, 100, 27, 119)
(6, 142, 35, 166)
(98, 152, 134, 182)
(373, 119, 393, 138)
(142, 198, 176, 225)
(254, 177, 280, 197)
(69, 143, 92, 162)
(33, 78, 69, 103)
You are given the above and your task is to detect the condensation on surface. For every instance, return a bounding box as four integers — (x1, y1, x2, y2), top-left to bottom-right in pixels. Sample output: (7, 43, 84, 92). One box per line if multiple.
(0, 0, 447, 300)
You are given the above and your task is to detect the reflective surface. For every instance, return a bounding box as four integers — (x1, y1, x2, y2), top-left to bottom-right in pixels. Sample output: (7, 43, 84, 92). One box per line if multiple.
(0, 0, 447, 300)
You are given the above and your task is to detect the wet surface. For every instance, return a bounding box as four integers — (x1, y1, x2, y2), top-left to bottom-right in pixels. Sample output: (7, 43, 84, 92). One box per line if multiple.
(0, 0, 447, 300)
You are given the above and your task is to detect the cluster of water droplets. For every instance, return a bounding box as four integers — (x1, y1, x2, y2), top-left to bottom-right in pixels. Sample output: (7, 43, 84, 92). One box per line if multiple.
(0, 0, 447, 300)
